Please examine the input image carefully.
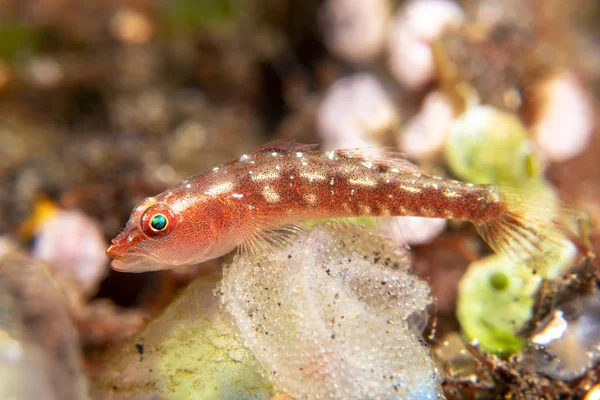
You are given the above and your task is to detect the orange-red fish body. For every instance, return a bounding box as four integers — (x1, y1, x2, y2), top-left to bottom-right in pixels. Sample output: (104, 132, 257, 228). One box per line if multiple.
(107, 142, 560, 272)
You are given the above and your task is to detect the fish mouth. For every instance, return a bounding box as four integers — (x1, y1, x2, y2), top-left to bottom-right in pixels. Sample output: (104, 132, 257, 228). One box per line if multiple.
(108, 249, 170, 272)
(106, 243, 123, 260)
(106, 237, 171, 272)
(106, 227, 143, 260)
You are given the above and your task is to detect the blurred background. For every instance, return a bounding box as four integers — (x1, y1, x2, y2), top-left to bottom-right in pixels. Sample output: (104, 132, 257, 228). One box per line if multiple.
(0, 0, 599, 398)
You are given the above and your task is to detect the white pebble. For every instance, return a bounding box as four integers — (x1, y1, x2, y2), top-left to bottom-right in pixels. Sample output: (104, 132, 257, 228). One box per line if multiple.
(531, 293, 600, 381)
(32, 210, 108, 295)
(320, 0, 391, 64)
(399, 90, 455, 159)
(317, 73, 399, 150)
(532, 70, 594, 162)
(383, 216, 447, 245)
(27, 56, 64, 88)
(388, 0, 464, 90)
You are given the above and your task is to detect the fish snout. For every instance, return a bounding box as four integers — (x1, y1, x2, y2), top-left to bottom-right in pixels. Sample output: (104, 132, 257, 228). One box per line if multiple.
(106, 227, 141, 260)
(106, 243, 121, 259)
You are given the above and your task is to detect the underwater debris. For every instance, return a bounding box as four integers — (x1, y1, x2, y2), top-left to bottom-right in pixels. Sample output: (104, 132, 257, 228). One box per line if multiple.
(0, 253, 88, 400)
(109, 8, 153, 45)
(220, 225, 443, 400)
(530, 292, 600, 381)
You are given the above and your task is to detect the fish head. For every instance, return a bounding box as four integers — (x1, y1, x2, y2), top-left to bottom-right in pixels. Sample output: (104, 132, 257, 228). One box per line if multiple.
(107, 189, 222, 272)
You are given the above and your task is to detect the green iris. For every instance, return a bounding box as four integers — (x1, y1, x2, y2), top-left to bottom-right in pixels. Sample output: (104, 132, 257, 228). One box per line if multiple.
(150, 214, 168, 231)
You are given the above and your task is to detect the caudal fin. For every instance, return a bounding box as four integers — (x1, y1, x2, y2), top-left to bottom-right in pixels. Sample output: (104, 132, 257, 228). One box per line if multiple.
(475, 186, 580, 262)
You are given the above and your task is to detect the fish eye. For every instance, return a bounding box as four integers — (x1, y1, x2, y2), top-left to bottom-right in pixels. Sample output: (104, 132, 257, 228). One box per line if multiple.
(141, 205, 177, 238)
(150, 214, 168, 231)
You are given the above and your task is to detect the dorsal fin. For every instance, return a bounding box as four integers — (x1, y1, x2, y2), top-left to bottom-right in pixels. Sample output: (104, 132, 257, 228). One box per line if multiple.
(336, 147, 424, 175)
(251, 140, 319, 155)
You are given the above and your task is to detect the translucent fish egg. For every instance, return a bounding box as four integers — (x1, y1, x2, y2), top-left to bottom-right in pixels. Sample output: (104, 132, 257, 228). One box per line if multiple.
(220, 225, 444, 399)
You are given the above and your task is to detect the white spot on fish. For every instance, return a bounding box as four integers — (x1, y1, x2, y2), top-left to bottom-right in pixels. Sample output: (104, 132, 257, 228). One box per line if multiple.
(127, 231, 141, 242)
(303, 193, 317, 205)
(232, 193, 244, 199)
(271, 152, 278, 157)
(262, 186, 280, 203)
(301, 161, 308, 167)
(240, 154, 250, 161)
(379, 205, 391, 216)
(276, 165, 281, 170)
(466, 183, 475, 187)
(489, 191, 500, 203)
(400, 185, 422, 193)
(391, 168, 400, 173)
(296, 152, 303, 158)
(300, 171, 326, 182)
(185, 183, 192, 189)
(444, 190, 461, 198)
(420, 207, 435, 217)
(361, 161, 373, 169)
(349, 177, 377, 187)
(330, 177, 335, 185)
(342, 203, 353, 213)
(248, 204, 254, 211)
(326, 151, 335, 160)
(205, 181, 234, 196)
(432, 183, 439, 190)
(212, 167, 220, 172)
(251, 170, 280, 181)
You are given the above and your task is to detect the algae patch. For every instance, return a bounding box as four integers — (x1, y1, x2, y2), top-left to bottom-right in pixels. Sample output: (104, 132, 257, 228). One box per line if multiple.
(90, 275, 274, 400)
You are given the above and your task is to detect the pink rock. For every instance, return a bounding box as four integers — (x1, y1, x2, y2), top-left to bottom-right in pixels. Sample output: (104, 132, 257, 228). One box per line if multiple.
(32, 210, 109, 295)
(388, 0, 464, 90)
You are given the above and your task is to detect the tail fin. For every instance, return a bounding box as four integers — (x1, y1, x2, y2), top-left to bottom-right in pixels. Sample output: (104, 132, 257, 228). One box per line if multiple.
(475, 186, 581, 262)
